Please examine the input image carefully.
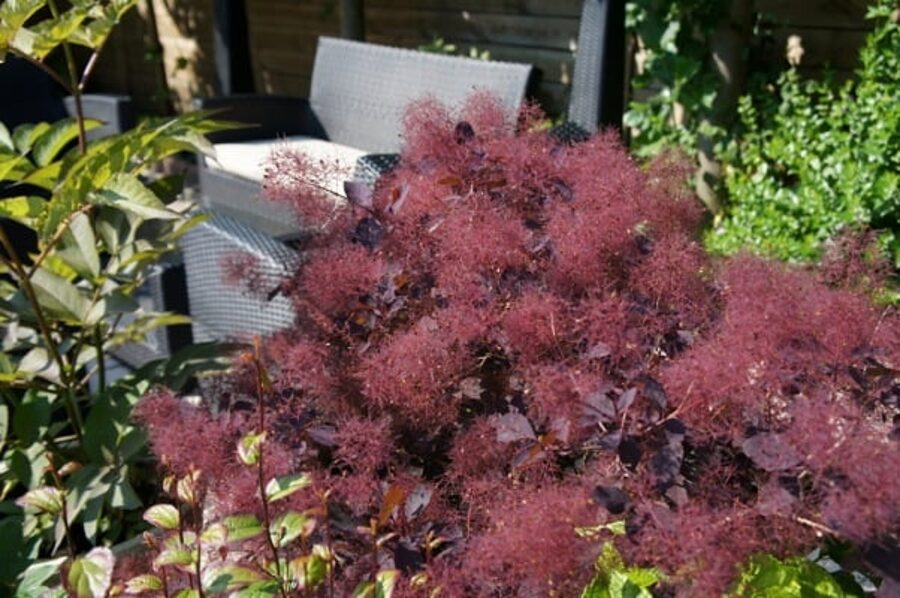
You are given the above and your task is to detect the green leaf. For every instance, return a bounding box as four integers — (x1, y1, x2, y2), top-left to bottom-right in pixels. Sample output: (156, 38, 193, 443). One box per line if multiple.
(0, 151, 30, 182)
(576, 520, 627, 538)
(12, 122, 50, 155)
(15, 556, 66, 597)
(143, 503, 180, 530)
(0, 0, 46, 62)
(173, 589, 200, 598)
(238, 430, 266, 466)
(22, 159, 62, 190)
(57, 211, 100, 278)
(199, 521, 227, 545)
(30, 266, 91, 322)
(0, 195, 45, 227)
(376, 570, 400, 598)
(110, 477, 142, 509)
(67, 547, 115, 598)
(204, 564, 263, 593)
(12, 389, 51, 441)
(92, 173, 176, 220)
(230, 580, 282, 597)
(0, 403, 8, 452)
(265, 473, 312, 503)
(290, 548, 330, 591)
(270, 510, 314, 548)
(16, 485, 63, 514)
(124, 574, 163, 594)
(153, 547, 195, 569)
(729, 554, 855, 597)
(0, 122, 13, 150)
(32, 118, 102, 166)
(223, 514, 264, 542)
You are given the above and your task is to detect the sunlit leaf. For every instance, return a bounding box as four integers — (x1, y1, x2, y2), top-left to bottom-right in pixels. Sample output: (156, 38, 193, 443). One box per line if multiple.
(27, 6, 90, 60)
(265, 472, 312, 503)
(91, 173, 176, 220)
(13, 121, 50, 154)
(223, 514, 263, 542)
(237, 430, 265, 466)
(16, 486, 63, 514)
(153, 546, 195, 570)
(143, 503, 180, 530)
(56, 211, 99, 278)
(270, 510, 315, 548)
(204, 564, 262, 593)
(0, 195, 45, 226)
(15, 556, 66, 597)
(124, 574, 163, 594)
(67, 547, 115, 598)
(30, 266, 91, 322)
(32, 118, 102, 166)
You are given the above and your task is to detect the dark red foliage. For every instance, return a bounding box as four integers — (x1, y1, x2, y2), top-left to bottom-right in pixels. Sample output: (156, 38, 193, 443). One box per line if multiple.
(136, 94, 900, 595)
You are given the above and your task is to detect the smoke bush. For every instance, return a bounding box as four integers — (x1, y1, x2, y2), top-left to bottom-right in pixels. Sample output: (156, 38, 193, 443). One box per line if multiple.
(134, 95, 898, 595)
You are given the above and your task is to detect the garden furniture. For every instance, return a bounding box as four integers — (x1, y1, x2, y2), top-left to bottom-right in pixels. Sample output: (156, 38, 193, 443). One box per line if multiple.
(182, 0, 624, 342)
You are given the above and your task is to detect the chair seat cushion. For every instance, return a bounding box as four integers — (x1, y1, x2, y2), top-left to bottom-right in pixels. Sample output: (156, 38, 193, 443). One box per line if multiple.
(208, 135, 367, 195)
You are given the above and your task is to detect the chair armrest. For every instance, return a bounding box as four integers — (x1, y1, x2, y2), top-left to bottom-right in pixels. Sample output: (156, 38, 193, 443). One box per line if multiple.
(180, 213, 300, 342)
(193, 95, 327, 143)
(549, 121, 592, 145)
(353, 153, 401, 187)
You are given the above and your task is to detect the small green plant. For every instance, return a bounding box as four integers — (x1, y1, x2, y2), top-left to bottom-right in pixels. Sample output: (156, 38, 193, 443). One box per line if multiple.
(729, 553, 868, 597)
(18, 343, 404, 597)
(623, 0, 725, 158)
(706, 1, 899, 264)
(580, 543, 663, 598)
(0, 0, 232, 590)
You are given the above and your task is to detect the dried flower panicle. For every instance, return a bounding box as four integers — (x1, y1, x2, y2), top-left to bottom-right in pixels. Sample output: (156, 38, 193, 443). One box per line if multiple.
(135, 93, 899, 595)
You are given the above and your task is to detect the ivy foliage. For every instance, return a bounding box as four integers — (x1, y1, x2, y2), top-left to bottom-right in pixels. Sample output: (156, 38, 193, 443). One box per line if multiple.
(729, 554, 868, 598)
(707, 2, 900, 264)
(623, 0, 725, 158)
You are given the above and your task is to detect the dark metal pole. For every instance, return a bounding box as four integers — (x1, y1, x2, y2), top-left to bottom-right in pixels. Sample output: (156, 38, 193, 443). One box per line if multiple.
(599, 0, 625, 129)
(213, 0, 232, 94)
(568, 0, 626, 132)
(340, 0, 365, 41)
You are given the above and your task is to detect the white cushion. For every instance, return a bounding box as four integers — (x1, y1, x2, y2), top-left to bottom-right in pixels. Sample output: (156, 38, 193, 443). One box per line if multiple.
(208, 135, 367, 195)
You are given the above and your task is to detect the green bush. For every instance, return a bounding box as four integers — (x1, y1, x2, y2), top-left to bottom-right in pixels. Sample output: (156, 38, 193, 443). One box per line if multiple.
(707, 3, 900, 264)
(0, 0, 233, 591)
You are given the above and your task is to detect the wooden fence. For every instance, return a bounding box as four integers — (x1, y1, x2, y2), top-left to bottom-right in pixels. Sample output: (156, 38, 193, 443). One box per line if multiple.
(90, 0, 876, 116)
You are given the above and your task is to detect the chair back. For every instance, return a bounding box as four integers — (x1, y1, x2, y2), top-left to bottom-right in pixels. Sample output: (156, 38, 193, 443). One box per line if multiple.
(309, 37, 532, 153)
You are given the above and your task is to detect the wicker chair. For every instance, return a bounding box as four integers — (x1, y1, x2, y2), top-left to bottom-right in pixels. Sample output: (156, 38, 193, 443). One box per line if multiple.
(194, 37, 532, 237)
(184, 0, 623, 342)
(184, 38, 532, 341)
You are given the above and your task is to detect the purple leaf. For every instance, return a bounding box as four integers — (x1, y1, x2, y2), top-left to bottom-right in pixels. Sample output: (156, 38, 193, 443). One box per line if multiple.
(492, 412, 536, 443)
(641, 376, 668, 411)
(650, 444, 683, 488)
(404, 484, 432, 520)
(549, 176, 574, 202)
(454, 121, 475, 144)
(343, 180, 373, 210)
(586, 342, 612, 360)
(592, 485, 629, 514)
(742, 433, 802, 471)
(583, 385, 617, 424)
(617, 388, 637, 412)
(306, 425, 337, 447)
(351, 217, 383, 250)
(618, 436, 642, 469)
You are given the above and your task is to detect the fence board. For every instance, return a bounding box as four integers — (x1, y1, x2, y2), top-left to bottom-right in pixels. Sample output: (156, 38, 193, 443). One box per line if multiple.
(365, 0, 583, 17)
(365, 7, 578, 51)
